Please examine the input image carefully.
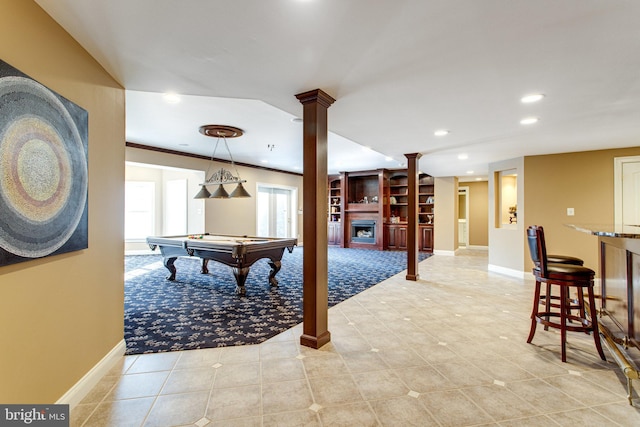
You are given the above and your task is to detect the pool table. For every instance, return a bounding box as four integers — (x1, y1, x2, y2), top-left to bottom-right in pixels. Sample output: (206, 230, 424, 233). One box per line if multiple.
(146, 233, 297, 295)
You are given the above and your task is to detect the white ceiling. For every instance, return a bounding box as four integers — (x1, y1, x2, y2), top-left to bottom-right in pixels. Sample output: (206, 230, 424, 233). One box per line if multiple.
(35, 0, 640, 179)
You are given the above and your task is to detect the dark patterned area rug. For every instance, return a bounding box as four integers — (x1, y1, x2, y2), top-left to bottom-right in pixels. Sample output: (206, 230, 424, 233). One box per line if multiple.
(124, 247, 430, 354)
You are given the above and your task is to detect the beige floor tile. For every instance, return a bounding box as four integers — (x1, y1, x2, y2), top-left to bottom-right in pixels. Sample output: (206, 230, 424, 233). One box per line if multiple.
(70, 403, 97, 427)
(160, 366, 216, 394)
(376, 347, 429, 369)
(393, 365, 452, 393)
(261, 379, 314, 415)
(419, 389, 494, 427)
(461, 384, 539, 421)
(218, 344, 261, 364)
(105, 371, 169, 400)
(549, 408, 624, 426)
(259, 339, 300, 360)
(261, 357, 306, 383)
(505, 378, 585, 413)
(317, 402, 379, 427)
(342, 351, 389, 373)
(82, 397, 154, 427)
(331, 333, 372, 353)
(352, 370, 409, 400)
(213, 361, 260, 389)
(126, 351, 179, 374)
(144, 391, 209, 426)
(308, 374, 364, 406)
(302, 352, 350, 378)
(431, 360, 494, 388)
(591, 401, 640, 426)
(369, 396, 439, 426)
(174, 347, 221, 369)
(543, 373, 622, 407)
(78, 375, 118, 404)
(206, 384, 262, 421)
(262, 410, 321, 426)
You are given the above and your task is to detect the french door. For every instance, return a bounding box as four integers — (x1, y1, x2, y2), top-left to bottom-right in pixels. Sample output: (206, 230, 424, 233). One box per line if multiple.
(256, 185, 297, 238)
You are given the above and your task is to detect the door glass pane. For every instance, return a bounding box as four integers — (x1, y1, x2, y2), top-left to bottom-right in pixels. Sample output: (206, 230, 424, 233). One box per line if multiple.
(125, 181, 155, 239)
(275, 189, 289, 238)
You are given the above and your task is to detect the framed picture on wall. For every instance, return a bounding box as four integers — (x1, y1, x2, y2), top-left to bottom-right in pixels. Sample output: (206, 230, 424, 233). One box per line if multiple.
(0, 59, 88, 267)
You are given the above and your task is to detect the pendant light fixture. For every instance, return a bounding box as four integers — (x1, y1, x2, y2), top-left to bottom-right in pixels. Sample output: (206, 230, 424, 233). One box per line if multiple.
(194, 125, 252, 199)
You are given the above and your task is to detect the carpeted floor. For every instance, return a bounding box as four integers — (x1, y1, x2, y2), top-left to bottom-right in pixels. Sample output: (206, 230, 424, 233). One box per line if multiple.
(124, 247, 430, 354)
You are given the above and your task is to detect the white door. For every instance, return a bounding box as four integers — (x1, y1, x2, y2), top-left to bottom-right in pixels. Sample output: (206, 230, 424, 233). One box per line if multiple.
(458, 187, 469, 246)
(614, 156, 640, 226)
(257, 185, 296, 238)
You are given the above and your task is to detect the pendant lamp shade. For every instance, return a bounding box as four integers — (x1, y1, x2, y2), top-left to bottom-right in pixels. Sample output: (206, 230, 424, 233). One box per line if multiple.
(194, 185, 212, 199)
(229, 182, 252, 198)
(209, 184, 230, 199)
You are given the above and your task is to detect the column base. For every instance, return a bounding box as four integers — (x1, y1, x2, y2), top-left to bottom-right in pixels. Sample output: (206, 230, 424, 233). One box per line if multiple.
(300, 330, 331, 349)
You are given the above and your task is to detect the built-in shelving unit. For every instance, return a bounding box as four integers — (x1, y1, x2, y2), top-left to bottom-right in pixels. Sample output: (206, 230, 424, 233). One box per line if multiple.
(328, 175, 343, 246)
(328, 169, 434, 252)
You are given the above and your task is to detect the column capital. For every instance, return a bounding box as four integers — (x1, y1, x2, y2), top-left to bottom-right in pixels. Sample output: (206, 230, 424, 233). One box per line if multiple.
(295, 89, 336, 108)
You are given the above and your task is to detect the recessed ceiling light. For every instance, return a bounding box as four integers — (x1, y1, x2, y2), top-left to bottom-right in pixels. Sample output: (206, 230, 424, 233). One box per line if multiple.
(520, 117, 539, 125)
(434, 129, 450, 136)
(466, 170, 474, 174)
(385, 156, 393, 162)
(521, 93, 544, 103)
(261, 159, 269, 164)
(457, 153, 468, 160)
(475, 177, 482, 181)
(163, 93, 181, 104)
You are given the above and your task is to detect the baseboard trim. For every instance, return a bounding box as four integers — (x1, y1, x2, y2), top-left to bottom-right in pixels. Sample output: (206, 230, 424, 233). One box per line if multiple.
(433, 249, 456, 256)
(488, 264, 525, 279)
(466, 245, 488, 250)
(57, 339, 126, 409)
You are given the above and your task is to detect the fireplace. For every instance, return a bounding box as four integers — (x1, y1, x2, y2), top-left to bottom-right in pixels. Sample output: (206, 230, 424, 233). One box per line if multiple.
(351, 220, 376, 244)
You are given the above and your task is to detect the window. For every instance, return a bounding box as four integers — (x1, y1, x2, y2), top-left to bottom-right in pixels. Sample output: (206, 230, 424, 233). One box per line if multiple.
(125, 181, 155, 240)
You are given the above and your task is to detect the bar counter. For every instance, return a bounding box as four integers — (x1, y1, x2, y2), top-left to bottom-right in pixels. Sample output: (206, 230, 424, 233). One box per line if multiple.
(566, 223, 640, 404)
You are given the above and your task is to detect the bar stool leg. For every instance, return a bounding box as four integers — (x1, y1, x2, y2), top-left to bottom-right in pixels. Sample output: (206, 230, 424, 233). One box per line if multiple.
(587, 286, 606, 361)
(560, 284, 568, 362)
(527, 280, 541, 343)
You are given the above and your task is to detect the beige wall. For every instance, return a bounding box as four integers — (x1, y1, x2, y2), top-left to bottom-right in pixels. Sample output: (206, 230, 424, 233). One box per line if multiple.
(467, 181, 489, 247)
(524, 146, 640, 274)
(433, 176, 458, 253)
(125, 147, 304, 241)
(0, 0, 125, 403)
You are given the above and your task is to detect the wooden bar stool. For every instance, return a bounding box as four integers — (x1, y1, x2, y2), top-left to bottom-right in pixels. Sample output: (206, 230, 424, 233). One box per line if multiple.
(526, 225, 606, 362)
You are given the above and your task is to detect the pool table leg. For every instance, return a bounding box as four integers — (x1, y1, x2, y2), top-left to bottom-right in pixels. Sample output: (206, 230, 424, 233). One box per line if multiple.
(201, 258, 209, 274)
(164, 257, 177, 281)
(232, 267, 250, 296)
(268, 260, 282, 286)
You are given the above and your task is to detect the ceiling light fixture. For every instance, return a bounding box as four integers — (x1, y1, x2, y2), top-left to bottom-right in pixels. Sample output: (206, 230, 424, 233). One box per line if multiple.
(521, 93, 544, 103)
(520, 117, 539, 125)
(466, 170, 474, 174)
(163, 93, 181, 104)
(194, 125, 251, 199)
(457, 153, 468, 160)
(434, 129, 450, 136)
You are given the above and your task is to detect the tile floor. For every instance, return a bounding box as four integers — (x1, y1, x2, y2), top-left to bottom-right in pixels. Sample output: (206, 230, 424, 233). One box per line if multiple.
(72, 249, 640, 426)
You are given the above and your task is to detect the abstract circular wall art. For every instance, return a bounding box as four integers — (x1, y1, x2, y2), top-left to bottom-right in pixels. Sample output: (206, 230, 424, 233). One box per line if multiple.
(0, 59, 88, 267)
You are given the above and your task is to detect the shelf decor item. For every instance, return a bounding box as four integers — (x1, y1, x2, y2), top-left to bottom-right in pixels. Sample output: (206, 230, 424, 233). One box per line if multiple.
(0, 59, 89, 267)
